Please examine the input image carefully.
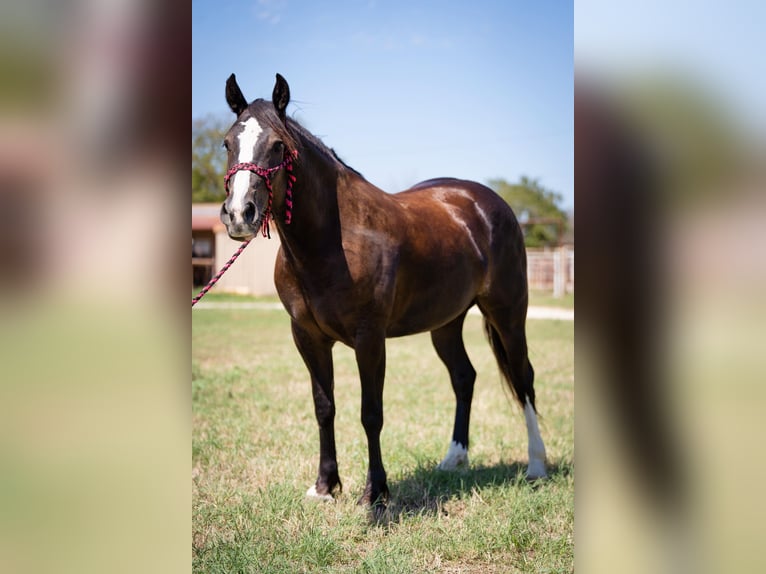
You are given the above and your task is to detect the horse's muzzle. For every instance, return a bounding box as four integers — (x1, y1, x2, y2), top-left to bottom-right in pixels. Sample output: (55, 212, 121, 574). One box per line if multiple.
(221, 202, 259, 240)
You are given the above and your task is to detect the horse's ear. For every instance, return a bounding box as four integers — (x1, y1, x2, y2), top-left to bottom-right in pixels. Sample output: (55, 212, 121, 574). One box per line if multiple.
(272, 73, 290, 122)
(226, 73, 248, 116)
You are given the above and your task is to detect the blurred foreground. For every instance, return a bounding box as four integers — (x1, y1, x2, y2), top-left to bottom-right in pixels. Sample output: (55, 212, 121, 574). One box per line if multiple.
(0, 1, 188, 573)
(576, 3, 766, 572)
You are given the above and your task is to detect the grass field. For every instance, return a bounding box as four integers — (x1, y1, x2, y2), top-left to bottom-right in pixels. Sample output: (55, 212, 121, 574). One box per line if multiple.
(192, 299, 573, 573)
(191, 289, 574, 310)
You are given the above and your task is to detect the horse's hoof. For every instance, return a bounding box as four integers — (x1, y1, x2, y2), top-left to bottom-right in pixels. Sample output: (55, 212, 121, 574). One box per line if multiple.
(437, 441, 469, 470)
(306, 485, 335, 502)
(357, 486, 389, 509)
(526, 459, 548, 480)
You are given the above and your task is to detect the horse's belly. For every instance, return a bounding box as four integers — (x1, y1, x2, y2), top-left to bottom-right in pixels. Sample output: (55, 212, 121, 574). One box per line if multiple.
(385, 317, 454, 338)
(385, 305, 471, 337)
(386, 284, 478, 337)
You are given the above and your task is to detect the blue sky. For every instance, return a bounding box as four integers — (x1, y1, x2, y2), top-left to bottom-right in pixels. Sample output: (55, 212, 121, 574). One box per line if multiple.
(576, 0, 766, 137)
(193, 0, 573, 209)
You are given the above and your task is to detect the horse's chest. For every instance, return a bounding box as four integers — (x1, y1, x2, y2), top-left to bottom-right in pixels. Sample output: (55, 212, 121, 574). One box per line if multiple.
(276, 243, 395, 344)
(290, 287, 367, 345)
(310, 304, 355, 343)
(278, 275, 361, 344)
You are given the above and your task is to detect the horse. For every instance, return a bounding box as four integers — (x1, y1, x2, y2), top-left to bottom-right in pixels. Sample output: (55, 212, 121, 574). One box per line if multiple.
(219, 73, 547, 507)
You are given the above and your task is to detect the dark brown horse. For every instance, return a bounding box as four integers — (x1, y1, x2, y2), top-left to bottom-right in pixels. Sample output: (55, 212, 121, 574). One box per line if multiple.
(220, 73, 547, 507)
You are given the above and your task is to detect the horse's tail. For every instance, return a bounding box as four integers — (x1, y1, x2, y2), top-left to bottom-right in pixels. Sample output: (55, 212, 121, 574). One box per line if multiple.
(483, 318, 536, 412)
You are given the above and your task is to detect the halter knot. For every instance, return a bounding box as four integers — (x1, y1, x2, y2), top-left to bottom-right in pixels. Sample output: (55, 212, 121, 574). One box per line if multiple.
(223, 149, 298, 237)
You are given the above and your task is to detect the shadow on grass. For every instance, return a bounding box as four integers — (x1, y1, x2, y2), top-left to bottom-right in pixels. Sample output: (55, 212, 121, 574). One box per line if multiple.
(369, 459, 572, 525)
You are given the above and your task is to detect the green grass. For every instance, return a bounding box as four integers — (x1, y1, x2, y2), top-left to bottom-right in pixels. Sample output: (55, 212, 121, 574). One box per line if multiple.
(193, 289, 573, 309)
(191, 289, 274, 303)
(193, 305, 573, 573)
(529, 290, 574, 310)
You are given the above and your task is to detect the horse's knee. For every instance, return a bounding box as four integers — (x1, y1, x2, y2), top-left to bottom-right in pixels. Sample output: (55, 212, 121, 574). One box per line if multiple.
(360, 409, 383, 434)
(314, 401, 335, 427)
(360, 394, 383, 429)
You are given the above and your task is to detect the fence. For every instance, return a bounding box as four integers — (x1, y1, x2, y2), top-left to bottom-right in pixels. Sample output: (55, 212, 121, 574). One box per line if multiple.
(526, 246, 574, 297)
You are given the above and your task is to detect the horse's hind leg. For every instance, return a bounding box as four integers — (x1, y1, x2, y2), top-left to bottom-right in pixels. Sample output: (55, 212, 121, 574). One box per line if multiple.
(481, 303, 548, 479)
(432, 311, 476, 470)
(291, 320, 341, 500)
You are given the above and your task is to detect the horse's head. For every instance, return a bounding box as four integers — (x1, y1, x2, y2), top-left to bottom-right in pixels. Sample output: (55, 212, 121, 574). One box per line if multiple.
(220, 73, 293, 240)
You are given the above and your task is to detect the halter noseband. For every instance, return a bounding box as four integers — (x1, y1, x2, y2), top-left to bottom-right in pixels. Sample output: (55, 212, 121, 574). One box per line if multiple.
(223, 149, 298, 238)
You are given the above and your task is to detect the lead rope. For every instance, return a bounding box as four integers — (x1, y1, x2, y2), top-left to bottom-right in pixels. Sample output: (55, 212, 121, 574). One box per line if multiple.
(192, 239, 252, 306)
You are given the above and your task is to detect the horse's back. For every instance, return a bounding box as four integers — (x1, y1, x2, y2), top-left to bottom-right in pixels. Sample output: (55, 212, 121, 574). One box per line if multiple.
(401, 177, 494, 197)
(398, 178, 516, 218)
(394, 177, 523, 244)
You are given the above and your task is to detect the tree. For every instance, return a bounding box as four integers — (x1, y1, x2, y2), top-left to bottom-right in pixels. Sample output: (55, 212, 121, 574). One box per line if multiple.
(488, 176, 568, 247)
(192, 114, 230, 203)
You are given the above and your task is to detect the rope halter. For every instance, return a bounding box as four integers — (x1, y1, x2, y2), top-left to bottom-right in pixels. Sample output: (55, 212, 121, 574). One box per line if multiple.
(223, 149, 298, 238)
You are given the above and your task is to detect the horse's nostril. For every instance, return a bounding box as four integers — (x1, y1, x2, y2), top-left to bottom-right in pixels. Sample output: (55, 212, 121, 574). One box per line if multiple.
(243, 201, 256, 224)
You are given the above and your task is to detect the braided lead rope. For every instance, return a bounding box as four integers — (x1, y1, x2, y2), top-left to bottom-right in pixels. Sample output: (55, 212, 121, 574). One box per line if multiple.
(191, 238, 252, 306)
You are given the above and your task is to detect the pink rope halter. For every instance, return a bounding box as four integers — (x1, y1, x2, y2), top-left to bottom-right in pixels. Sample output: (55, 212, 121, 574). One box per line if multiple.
(223, 149, 298, 238)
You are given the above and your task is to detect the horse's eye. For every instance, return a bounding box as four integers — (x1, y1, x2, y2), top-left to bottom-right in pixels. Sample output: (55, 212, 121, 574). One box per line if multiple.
(272, 141, 284, 152)
(222, 141, 229, 151)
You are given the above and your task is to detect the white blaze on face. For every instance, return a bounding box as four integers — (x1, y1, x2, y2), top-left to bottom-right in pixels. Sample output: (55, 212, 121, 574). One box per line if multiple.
(229, 117, 264, 215)
(524, 399, 548, 479)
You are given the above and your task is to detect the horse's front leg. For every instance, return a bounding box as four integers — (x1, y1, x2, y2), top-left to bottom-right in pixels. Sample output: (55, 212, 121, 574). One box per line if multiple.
(291, 320, 341, 500)
(354, 330, 389, 508)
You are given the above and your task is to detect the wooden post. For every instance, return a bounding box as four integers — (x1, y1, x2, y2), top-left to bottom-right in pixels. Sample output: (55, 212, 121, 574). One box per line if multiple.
(553, 246, 566, 298)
